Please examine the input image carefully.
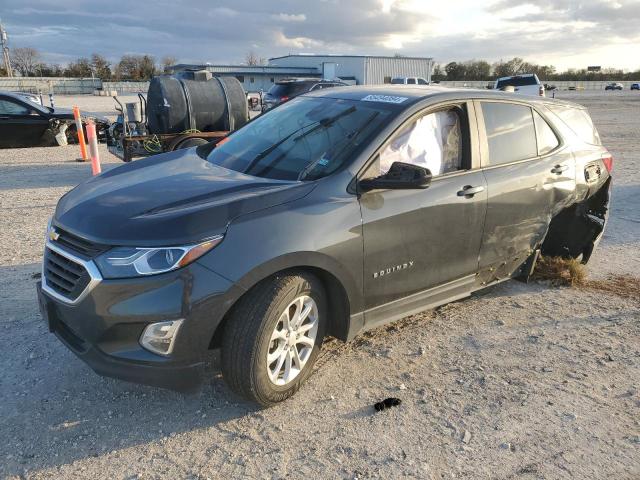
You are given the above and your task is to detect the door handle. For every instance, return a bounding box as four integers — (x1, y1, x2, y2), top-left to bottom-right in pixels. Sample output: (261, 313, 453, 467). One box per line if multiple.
(551, 164, 569, 174)
(457, 185, 485, 197)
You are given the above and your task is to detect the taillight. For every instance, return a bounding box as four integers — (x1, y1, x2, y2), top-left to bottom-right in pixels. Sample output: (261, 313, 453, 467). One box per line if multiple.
(601, 153, 613, 173)
(539, 85, 544, 96)
(280, 96, 289, 102)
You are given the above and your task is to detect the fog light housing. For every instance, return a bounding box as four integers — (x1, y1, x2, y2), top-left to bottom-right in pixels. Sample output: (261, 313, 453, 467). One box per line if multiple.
(140, 319, 184, 356)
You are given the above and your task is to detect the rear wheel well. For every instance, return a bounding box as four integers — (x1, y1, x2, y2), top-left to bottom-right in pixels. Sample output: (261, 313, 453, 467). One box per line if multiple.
(208, 267, 351, 349)
(541, 177, 611, 263)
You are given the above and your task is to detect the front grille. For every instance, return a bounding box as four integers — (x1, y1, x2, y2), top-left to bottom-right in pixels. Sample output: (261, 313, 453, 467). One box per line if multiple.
(53, 228, 109, 258)
(44, 248, 91, 301)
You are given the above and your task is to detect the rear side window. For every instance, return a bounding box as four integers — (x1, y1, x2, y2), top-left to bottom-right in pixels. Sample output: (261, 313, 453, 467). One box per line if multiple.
(533, 110, 559, 155)
(0, 99, 30, 115)
(548, 106, 601, 145)
(407, 78, 416, 84)
(390, 78, 404, 84)
(481, 102, 537, 165)
(496, 76, 538, 88)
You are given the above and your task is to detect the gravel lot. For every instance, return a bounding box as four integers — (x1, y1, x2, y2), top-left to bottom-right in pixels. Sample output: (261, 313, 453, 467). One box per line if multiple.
(1, 92, 638, 479)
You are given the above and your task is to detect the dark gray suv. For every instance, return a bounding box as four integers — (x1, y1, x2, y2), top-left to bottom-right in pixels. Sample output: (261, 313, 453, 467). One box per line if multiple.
(38, 86, 612, 406)
(262, 78, 347, 112)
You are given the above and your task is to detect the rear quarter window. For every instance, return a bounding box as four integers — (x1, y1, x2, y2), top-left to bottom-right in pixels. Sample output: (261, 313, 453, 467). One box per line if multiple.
(548, 105, 601, 145)
(533, 110, 560, 155)
(481, 102, 537, 165)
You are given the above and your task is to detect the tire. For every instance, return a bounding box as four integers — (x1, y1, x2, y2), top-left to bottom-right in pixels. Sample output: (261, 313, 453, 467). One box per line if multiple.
(221, 272, 327, 406)
(175, 137, 209, 150)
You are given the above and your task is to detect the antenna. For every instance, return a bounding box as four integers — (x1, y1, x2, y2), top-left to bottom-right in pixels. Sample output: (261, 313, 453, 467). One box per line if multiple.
(0, 19, 13, 77)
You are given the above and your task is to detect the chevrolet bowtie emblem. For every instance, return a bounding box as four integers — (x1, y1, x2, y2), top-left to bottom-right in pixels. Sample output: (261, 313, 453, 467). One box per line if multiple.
(49, 228, 60, 242)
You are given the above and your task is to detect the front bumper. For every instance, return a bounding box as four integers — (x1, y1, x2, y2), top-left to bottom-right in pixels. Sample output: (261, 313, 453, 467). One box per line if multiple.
(37, 250, 239, 391)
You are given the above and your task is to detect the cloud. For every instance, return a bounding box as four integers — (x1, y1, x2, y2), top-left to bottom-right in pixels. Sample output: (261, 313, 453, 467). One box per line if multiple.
(271, 13, 306, 22)
(1, 0, 638, 70)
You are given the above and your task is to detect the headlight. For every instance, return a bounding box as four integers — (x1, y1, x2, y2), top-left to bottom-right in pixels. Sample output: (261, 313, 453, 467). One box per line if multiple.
(95, 236, 223, 279)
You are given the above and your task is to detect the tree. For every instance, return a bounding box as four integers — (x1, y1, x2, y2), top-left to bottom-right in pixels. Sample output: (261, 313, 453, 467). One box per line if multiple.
(114, 54, 156, 80)
(463, 60, 491, 80)
(91, 53, 111, 79)
(37, 63, 64, 77)
(431, 63, 445, 81)
(444, 61, 467, 80)
(161, 56, 177, 73)
(11, 47, 41, 76)
(139, 55, 156, 79)
(244, 51, 266, 66)
(64, 58, 92, 77)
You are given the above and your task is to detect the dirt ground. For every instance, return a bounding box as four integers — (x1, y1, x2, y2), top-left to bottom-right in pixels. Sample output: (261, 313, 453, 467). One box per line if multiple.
(0, 91, 638, 479)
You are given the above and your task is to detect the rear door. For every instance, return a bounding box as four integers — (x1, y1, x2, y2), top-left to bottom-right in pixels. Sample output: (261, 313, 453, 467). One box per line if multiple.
(0, 96, 49, 147)
(474, 100, 575, 286)
(359, 101, 487, 326)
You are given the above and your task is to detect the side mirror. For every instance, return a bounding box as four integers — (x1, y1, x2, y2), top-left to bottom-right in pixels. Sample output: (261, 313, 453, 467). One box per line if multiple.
(359, 161, 432, 192)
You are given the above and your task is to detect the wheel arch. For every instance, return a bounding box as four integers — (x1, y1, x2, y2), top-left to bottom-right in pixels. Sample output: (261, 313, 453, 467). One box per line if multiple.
(208, 255, 359, 349)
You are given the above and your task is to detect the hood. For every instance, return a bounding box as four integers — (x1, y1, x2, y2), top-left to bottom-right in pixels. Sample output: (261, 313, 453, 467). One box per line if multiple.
(50, 108, 109, 125)
(50, 107, 74, 119)
(54, 148, 315, 246)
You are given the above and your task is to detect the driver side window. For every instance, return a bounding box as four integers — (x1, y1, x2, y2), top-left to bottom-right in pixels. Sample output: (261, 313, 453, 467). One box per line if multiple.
(379, 106, 466, 177)
(0, 99, 30, 115)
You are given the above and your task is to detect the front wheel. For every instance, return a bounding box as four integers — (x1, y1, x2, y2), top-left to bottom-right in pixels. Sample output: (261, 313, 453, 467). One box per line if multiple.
(221, 272, 326, 406)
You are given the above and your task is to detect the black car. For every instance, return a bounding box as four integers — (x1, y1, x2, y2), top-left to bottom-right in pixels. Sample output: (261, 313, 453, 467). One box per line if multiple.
(38, 86, 612, 406)
(0, 90, 109, 148)
(604, 83, 623, 91)
(262, 79, 347, 112)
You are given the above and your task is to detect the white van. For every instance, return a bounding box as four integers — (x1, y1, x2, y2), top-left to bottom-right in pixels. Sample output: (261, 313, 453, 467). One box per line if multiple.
(494, 74, 545, 97)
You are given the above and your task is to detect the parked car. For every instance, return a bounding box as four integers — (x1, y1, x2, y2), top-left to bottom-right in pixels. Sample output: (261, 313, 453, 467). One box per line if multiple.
(0, 90, 110, 148)
(390, 76, 429, 85)
(262, 79, 347, 112)
(38, 86, 612, 406)
(494, 74, 545, 96)
(631, 83, 639, 91)
(605, 83, 624, 91)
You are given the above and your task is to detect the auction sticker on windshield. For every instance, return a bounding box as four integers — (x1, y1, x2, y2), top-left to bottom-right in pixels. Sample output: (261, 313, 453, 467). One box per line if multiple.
(361, 95, 408, 104)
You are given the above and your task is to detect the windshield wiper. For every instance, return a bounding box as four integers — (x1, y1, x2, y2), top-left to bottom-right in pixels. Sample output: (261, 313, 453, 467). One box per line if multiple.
(243, 106, 358, 176)
(297, 110, 379, 181)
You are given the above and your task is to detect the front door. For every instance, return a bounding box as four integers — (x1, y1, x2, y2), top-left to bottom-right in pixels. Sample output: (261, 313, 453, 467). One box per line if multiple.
(359, 101, 487, 327)
(0, 96, 49, 147)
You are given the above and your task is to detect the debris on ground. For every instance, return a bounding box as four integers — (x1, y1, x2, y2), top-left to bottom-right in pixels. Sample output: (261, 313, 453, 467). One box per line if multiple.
(532, 255, 587, 286)
(374, 398, 402, 411)
(585, 274, 640, 301)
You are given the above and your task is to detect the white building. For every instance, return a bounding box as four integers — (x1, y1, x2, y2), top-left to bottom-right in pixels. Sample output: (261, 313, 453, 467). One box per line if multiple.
(169, 55, 433, 92)
(268, 54, 434, 85)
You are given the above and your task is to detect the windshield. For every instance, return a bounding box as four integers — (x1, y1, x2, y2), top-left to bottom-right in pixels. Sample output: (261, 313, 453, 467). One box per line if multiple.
(206, 97, 393, 181)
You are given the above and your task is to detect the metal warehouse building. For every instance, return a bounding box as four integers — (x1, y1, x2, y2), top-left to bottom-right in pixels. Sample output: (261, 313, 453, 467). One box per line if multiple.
(268, 54, 433, 86)
(167, 64, 320, 93)
(170, 55, 433, 92)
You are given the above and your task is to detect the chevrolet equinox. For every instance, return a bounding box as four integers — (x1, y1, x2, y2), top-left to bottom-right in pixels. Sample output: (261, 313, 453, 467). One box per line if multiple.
(37, 86, 612, 406)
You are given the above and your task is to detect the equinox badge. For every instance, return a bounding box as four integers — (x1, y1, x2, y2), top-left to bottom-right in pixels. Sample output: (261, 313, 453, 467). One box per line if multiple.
(373, 261, 414, 279)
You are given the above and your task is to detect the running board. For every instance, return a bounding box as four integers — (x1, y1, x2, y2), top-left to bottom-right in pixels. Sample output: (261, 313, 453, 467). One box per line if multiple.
(360, 274, 475, 333)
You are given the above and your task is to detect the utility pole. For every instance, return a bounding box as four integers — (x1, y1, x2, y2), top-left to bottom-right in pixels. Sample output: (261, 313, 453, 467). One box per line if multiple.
(0, 19, 13, 77)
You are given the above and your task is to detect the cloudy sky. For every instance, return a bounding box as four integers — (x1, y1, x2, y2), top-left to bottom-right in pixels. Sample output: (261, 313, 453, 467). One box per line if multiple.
(2, 0, 639, 71)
